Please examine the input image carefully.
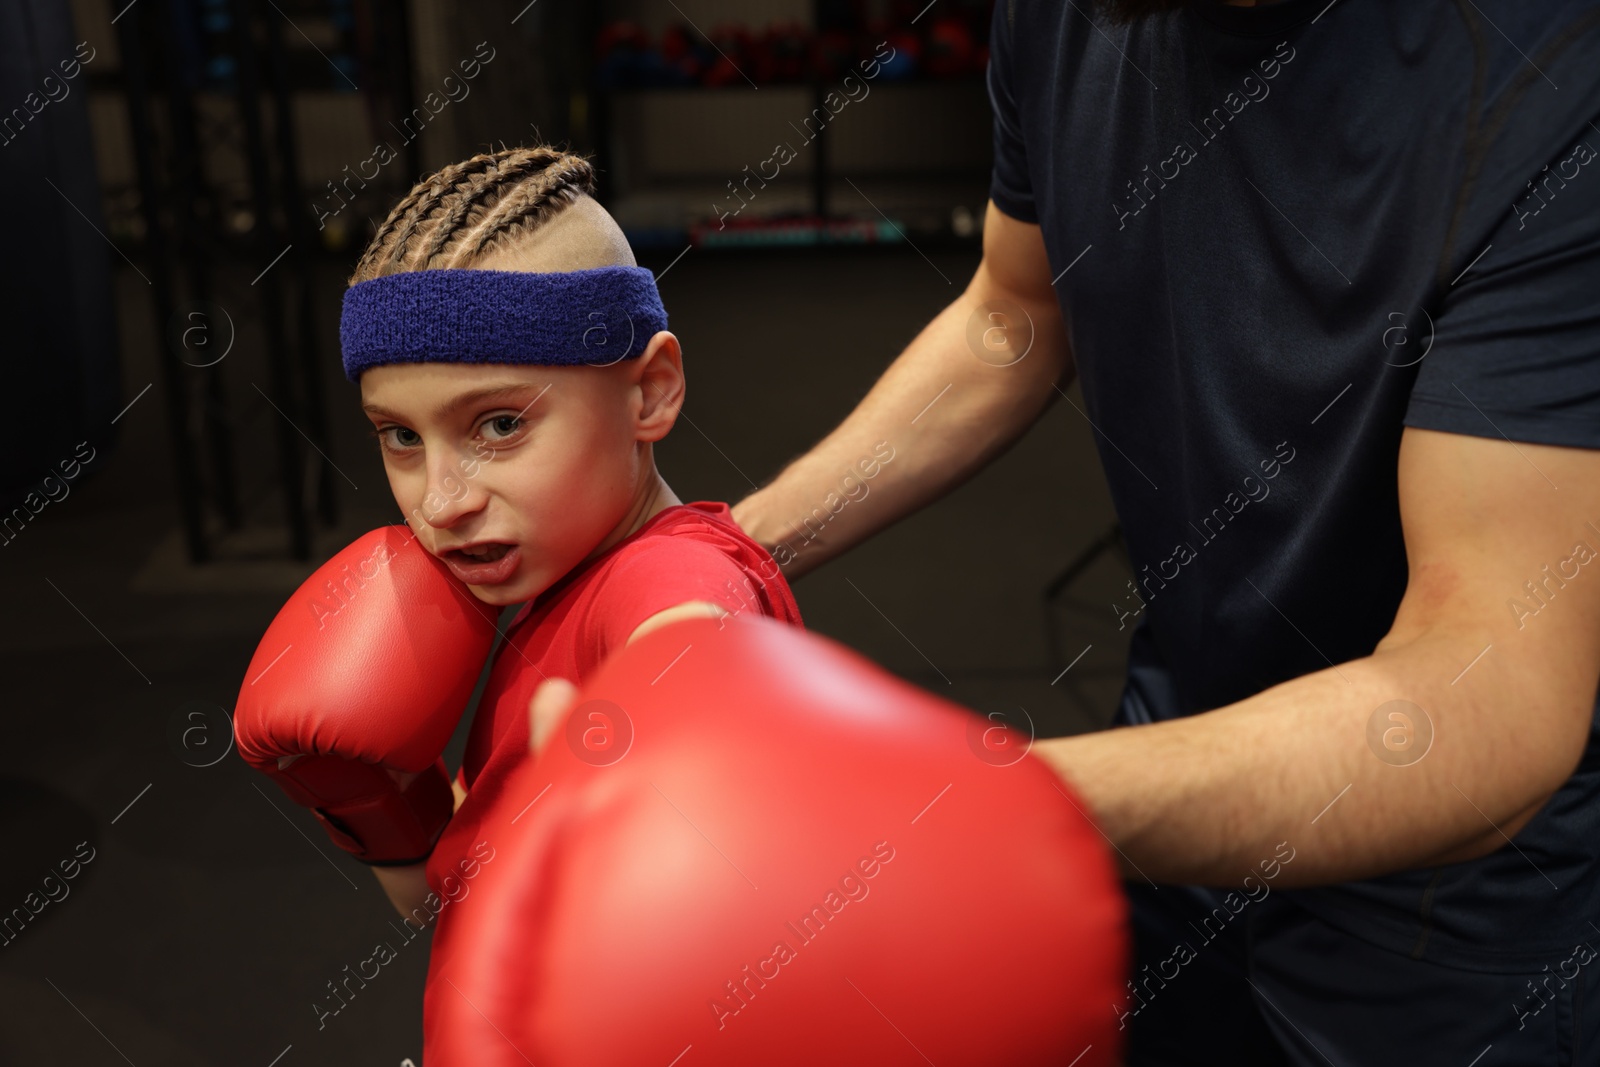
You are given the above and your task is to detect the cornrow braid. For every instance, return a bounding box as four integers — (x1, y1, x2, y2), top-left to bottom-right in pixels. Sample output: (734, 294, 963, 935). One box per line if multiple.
(350, 152, 503, 281)
(349, 145, 598, 285)
(411, 164, 526, 269)
(443, 155, 598, 268)
(380, 150, 547, 274)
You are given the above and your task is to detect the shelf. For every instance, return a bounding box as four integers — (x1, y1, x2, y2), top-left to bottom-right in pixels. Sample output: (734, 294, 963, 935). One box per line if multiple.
(611, 173, 990, 249)
(592, 74, 988, 94)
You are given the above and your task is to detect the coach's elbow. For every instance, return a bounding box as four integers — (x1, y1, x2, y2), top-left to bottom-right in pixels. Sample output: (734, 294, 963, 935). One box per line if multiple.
(1426, 696, 1592, 866)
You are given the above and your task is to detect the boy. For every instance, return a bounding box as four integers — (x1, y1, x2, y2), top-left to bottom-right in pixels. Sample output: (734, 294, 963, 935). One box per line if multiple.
(235, 144, 800, 923)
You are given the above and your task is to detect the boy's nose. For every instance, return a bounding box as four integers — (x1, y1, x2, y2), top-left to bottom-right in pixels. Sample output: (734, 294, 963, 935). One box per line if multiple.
(417, 465, 487, 528)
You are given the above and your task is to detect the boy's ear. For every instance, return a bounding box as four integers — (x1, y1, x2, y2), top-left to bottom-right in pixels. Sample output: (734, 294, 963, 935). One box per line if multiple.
(633, 330, 684, 442)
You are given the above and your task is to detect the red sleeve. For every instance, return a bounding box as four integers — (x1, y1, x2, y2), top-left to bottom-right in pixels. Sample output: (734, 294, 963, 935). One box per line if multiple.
(578, 539, 756, 668)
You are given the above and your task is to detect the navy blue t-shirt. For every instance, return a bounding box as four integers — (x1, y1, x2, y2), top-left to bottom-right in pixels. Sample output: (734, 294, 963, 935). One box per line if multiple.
(989, 0, 1600, 970)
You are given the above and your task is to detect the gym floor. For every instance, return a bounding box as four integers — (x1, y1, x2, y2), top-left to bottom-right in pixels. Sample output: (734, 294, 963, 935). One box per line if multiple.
(0, 243, 1127, 1065)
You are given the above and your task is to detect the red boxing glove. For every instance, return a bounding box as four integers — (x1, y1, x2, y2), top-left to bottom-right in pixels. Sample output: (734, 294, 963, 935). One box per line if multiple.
(425, 615, 1127, 1065)
(234, 527, 498, 864)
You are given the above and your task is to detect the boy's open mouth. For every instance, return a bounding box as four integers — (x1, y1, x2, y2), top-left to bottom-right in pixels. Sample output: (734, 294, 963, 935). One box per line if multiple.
(451, 543, 513, 562)
(440, 541, 521, 586)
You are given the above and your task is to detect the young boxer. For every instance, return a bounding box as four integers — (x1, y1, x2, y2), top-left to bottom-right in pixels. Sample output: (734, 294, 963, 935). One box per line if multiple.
(234, 145, 801, 924)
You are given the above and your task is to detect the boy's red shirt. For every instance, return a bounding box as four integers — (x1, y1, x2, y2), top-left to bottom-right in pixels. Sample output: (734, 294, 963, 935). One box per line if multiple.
(424, 501, 802, 896)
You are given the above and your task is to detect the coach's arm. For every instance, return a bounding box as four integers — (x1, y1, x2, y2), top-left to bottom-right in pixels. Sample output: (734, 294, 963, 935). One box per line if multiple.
(732, 202, 1071, 579)
(1036, 427, 1600, 887)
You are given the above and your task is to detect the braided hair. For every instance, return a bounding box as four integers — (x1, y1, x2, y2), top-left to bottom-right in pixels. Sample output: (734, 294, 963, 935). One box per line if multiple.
(349, 145, 599, 284)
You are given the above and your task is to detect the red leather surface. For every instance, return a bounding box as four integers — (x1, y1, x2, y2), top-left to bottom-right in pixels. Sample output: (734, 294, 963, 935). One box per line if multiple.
(234, 527, 499, 860)
(425, 614, 1128, 1066)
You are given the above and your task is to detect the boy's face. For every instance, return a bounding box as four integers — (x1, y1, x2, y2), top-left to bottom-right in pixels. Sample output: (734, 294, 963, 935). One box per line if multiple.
(359, 345, 675, 606)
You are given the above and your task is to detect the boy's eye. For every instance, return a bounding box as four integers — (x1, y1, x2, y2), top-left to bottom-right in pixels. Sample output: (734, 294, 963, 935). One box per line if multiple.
(483, 415, 523, 440)
(375, 426, 421, 450)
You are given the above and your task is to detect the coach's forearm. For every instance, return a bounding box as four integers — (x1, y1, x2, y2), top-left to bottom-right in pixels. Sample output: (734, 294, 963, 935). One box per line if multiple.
(733, 264, 1070, 579)
(1036, 630, 1594, 889)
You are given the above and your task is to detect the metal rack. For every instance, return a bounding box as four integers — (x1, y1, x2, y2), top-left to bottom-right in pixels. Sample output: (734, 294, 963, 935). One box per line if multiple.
(109, 0, 417, 562)
(586, 1, 993, 249)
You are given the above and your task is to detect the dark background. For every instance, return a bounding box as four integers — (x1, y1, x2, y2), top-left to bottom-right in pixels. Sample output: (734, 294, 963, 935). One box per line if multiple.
(0, 0, 1129, 1062)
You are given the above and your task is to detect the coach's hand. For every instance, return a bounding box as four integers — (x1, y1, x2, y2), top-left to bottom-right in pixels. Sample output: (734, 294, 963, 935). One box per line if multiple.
(235, 527, 498, 865)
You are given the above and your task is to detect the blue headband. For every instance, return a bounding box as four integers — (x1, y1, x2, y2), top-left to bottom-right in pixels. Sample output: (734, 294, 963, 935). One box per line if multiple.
(339, 266, 668, 381)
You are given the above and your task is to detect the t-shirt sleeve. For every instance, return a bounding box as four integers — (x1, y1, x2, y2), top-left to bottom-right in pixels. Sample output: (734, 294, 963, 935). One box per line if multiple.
(1405, 139, 1600, 449)
(580, 539, 754, 666)
(986, 0, 1037, 223)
